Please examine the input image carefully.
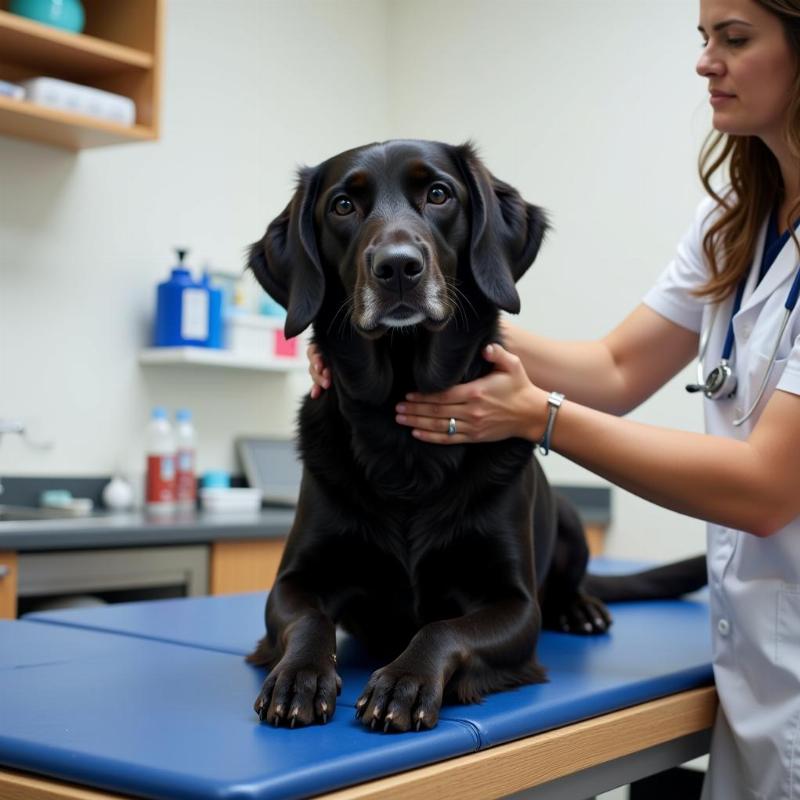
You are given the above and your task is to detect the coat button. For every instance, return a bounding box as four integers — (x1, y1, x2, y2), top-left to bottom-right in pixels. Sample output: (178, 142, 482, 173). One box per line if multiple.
(717, 618, 730, 636)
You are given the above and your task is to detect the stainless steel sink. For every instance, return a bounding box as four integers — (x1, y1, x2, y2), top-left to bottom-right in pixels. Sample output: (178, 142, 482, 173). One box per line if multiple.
(0, 504, 82, 522)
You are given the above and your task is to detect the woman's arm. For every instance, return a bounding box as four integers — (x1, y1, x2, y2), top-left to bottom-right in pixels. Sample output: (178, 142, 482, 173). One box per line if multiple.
(397, 344, 800, 538)
(548, 385, 800, 538)
(501, 304, 699, 415)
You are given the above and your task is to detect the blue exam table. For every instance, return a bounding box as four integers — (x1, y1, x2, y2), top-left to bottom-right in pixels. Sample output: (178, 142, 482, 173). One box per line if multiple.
(0, 564, 716, 799)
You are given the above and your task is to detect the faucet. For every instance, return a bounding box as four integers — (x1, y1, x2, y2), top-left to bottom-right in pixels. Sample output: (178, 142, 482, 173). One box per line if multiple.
(0, 418, 52, 448)
(0, 419, 53, 498)
(0, 419, 25, 438)
(0, 419, 23, 498)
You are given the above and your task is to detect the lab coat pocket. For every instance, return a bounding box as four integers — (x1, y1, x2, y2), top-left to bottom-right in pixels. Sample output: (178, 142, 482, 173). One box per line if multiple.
(776, 588, 800, 667)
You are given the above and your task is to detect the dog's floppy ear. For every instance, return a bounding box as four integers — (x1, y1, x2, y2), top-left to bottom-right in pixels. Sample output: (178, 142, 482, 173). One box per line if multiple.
(247, 165, 324, 339)
(452, 143, 549, 314)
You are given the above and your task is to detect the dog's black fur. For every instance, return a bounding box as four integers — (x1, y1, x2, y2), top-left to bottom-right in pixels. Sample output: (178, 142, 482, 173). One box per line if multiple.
(245, 140, 706, 733)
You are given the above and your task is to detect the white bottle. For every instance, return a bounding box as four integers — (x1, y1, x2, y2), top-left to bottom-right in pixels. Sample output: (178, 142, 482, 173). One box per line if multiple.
(175, 408, 197, 511)
(145, 406, 176, 513)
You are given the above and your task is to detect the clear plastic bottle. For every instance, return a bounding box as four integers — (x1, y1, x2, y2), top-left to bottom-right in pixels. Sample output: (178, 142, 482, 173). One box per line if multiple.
(175, 408, 197, 511)
(145, 406, 176, 513)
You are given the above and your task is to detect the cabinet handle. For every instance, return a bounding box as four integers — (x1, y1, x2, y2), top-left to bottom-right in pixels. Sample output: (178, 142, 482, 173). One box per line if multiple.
(0, 565, 9, 579)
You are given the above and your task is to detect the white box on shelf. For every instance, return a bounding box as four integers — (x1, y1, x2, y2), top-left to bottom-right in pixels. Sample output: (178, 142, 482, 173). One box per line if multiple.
(0, 80, 24, 101)
(200, 487, 261, 514)
(226, 313, 304, 366)
(20, 77, 136, 126)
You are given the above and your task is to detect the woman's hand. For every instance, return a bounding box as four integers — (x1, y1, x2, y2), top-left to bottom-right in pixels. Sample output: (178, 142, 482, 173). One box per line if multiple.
(395, 343, 549, 444)
(307, 344, 331, 399)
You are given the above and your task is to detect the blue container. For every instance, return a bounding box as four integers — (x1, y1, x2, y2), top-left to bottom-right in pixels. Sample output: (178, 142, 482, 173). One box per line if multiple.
(153, 250, 212, 348)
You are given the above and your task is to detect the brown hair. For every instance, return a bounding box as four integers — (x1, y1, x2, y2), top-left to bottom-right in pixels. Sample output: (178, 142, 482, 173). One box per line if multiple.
(698, 0, 800, 302)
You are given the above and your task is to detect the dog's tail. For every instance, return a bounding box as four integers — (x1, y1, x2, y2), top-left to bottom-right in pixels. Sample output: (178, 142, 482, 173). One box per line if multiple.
(581, 555, 707, 603)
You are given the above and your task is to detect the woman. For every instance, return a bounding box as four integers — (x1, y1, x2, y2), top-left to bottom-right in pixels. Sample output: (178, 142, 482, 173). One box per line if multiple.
(309, 1, 800, 796)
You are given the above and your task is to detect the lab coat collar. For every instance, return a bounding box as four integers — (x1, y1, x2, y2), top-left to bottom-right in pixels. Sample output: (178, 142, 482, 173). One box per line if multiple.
(739, 215, 800, 315)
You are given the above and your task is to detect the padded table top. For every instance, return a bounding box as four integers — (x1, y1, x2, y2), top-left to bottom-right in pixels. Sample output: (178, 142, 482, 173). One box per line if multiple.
(0, 621, 478, 800)
(3, 561, 713, 799)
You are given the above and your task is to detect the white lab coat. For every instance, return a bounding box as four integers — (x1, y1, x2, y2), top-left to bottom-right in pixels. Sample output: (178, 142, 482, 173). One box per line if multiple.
(643, 197, 800, 800)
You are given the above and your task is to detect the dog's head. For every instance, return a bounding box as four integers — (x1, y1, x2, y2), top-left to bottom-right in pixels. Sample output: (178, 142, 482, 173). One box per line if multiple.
(249, 140, 548, 339)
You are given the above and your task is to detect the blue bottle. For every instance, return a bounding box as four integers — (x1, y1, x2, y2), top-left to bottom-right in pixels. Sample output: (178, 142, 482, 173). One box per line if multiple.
(153, 249, 210, 347)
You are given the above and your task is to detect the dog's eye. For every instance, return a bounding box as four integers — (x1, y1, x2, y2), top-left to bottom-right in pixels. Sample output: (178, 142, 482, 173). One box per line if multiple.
(332, 196, 355, 216)
(427, 184, 450, 205)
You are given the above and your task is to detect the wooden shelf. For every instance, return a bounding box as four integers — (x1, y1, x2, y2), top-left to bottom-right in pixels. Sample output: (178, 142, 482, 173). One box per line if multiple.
(0, 0, 162, 149)
(139, 348, 305, 373)
(0, 95, 155, 149)
(0, 10, 154, 77)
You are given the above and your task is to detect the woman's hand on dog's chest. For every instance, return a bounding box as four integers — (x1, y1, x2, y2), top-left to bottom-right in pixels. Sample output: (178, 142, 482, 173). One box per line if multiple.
(308, 343, 331, 399)
(395, 343, 547, 444)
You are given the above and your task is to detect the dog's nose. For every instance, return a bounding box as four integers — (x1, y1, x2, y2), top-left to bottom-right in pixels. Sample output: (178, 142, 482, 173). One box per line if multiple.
(371, 243, 425, 293)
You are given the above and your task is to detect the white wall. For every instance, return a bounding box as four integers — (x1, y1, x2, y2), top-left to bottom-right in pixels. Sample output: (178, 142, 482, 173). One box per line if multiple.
(1, 0, 712, 560)
(385, 0, 710, 560)
(0, 0, 391, 479)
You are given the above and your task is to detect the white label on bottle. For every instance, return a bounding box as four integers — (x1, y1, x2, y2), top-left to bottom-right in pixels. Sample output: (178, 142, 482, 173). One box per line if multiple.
(181, 289, 209, 341)
(160, 455, 175, 480)
(177, 449, 194, 471)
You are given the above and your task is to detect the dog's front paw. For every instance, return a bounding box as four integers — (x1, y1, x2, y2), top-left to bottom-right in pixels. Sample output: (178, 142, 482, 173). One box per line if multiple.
(355, 664, 443, 733)
(544, 591, 612, 635)
(254, 653, 341, 727)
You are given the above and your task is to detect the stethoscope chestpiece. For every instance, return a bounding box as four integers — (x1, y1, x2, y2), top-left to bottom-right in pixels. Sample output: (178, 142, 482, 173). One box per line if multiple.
(685, 360, 737, 399)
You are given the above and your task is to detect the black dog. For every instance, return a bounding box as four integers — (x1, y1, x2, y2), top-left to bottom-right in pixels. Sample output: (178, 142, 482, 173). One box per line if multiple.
(245, 140, 705, 733)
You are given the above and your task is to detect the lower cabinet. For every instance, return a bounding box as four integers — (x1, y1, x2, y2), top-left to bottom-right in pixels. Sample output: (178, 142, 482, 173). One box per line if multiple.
(0, 539, 287, 620)
(0, 551, 17, 619)
(210, 539, 285, 595)
(3, 528, 609, 619)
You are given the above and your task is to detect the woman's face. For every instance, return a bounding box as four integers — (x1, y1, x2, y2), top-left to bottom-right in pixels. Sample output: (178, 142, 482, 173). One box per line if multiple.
(697, 0, 797, 142)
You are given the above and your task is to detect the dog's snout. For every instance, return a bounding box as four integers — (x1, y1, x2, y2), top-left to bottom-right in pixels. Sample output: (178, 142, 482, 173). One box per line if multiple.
(371, 243, 425, 292)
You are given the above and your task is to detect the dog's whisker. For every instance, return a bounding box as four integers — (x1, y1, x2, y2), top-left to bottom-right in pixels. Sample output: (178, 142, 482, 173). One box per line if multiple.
(338, 307, 355, 339)
(452, 290, 477, 332)
(327, 296, 355, 337)
(445, 278, 477, 322)
(441, 281, 468, 331)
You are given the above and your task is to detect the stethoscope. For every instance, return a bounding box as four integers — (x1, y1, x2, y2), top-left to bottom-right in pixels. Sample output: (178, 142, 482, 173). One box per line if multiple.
(686, 263, 800, 426)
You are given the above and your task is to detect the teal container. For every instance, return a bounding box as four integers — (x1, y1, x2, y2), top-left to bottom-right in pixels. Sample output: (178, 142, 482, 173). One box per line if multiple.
(9, 0, 85, 33)
(201, 272, 224, 349)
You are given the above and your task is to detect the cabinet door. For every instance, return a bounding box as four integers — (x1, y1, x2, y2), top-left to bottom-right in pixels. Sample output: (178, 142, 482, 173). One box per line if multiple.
(0, 551, 18, 619)
(210, 540, 285, 595)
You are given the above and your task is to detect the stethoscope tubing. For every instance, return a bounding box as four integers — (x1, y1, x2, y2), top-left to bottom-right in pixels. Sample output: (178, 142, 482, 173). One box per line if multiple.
(696, 269, 800, 426)
(731, 306, 791, 426)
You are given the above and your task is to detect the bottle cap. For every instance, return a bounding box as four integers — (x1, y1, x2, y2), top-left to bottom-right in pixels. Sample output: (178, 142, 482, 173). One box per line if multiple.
(151, 406, 168, 420)
(202, 470, 231, 489)
(176, 409, 192, 422)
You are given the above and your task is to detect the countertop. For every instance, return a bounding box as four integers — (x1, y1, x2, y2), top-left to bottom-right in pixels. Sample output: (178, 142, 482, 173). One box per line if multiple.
(0, 482, 610, 555)
(0, 508, 296, 552)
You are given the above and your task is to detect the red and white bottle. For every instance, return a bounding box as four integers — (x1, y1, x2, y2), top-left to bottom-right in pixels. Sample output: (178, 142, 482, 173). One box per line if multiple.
(145, 406, 176, 513)
(175, 408, 197, 511)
